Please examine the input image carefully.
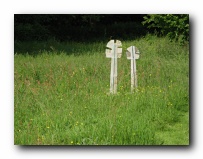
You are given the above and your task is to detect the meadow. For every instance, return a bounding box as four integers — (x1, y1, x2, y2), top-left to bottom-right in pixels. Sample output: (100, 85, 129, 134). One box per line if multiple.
(14, 35, 189, 145)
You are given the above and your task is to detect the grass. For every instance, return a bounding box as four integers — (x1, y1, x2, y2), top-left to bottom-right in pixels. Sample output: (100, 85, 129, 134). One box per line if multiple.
(14, 35, 189, 145)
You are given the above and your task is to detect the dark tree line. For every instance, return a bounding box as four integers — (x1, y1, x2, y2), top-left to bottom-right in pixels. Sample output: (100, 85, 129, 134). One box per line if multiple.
(14, 14, 147, 42)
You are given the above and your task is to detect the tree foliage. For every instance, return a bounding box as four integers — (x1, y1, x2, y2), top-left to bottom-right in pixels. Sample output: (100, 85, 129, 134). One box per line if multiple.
(14, 14, 146, 42)
(142, 14, 189, 44)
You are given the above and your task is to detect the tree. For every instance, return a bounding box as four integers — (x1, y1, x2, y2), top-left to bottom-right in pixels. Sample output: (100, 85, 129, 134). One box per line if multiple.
(14, 14, 147, 41)
(142, 14, 189, 44)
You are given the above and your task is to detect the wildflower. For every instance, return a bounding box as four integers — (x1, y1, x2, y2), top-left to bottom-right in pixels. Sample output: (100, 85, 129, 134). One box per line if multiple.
(70, 141, 74, 144)
(47, 126, 50, 129)
(167, 102, 173, 107)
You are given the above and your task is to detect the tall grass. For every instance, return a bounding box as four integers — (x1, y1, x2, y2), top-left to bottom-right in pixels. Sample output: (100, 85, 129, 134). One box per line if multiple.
(14, 35, 189, 145)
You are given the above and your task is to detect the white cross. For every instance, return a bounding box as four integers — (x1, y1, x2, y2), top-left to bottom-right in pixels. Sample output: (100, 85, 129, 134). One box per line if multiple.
(105, 40, 122, 94)
(126, 46, 140, 92)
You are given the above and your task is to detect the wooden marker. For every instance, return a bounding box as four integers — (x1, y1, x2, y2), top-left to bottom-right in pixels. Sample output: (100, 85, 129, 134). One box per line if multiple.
(126, 46, 140, 92)
(106, 40, 122, 94)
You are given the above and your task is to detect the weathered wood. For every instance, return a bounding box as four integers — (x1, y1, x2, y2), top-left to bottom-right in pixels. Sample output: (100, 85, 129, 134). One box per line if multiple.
(106, 40, 122, 94)
(126, 46, 140, 92)
(106, 40, 114, 48)
(106, 40, 122, 58)
(110, 42, 117, 94)
(126, 46, 140, 59)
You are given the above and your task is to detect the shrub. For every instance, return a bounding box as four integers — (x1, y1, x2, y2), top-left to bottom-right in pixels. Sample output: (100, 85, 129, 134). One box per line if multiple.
(142, 14, 189, 44)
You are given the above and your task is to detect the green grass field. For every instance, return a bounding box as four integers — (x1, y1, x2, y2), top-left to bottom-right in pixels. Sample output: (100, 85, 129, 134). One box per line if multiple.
(14, 35, 189, 145)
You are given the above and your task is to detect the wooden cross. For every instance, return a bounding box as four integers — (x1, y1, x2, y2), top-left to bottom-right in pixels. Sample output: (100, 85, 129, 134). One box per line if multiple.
(126, 46, 140, 92)
(106, 40, 122, 94)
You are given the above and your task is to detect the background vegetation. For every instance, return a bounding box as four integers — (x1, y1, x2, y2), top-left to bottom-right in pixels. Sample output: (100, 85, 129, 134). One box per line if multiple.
(14, 14, 189, 145)
(14, 14, 146, 42)
(14, 14, 189, 44)
(142, 14, 189, 44)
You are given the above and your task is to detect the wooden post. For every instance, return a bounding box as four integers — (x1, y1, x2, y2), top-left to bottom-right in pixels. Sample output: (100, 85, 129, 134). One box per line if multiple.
(126, 46, 140, 92)
(110, 42, 117, 93)
(106, 40, 122, 94)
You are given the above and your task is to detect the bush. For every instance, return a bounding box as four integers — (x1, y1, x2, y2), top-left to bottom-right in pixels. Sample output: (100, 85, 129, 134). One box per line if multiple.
(142, 14, 189, 44)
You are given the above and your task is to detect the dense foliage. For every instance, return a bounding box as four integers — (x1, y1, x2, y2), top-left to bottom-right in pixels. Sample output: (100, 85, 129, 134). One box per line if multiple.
(14, 14, 146, 42)
(15, 14, 189, 44)
(142, 14, 189, 44)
